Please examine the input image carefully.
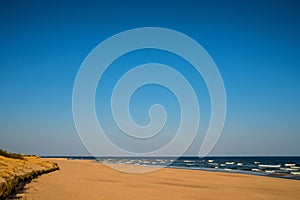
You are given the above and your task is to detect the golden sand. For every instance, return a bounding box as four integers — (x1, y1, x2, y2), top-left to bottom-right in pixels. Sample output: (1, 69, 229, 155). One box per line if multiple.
(22, 158, 300, 199)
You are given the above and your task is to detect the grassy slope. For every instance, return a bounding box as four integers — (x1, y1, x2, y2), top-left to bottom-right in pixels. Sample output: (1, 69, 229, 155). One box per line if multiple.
(0, 152, 59, 199)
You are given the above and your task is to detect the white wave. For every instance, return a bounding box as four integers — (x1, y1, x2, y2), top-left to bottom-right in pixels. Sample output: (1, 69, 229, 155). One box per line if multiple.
(208, 160, 214, 163)
(265, 170, 276, 173)
(291, 172, 300, 175)
(291, 166, 300, 169)
(184, 160, 195, 163)
(237, 163, 243, 166)
(225, 162, 234, 165)
(258, 164, 281, 168)
(279, 168, 298, 171)
(285, 163, 296, 167)
(186, 163, 195, 166)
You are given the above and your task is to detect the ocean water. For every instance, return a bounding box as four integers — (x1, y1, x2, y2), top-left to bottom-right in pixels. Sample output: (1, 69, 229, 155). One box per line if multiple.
(63, 156, 300, 180)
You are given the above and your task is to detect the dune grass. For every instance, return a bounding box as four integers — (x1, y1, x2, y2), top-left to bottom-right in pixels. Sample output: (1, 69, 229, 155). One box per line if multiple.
(0, 150, 59, 199)
(0, 149, 24, 160)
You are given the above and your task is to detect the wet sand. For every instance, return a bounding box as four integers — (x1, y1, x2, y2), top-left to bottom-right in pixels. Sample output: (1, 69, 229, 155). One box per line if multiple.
(22, 158, 300, 199)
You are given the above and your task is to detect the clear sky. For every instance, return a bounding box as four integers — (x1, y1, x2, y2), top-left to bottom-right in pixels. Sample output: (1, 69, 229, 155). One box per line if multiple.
(0, 0, 299, 156)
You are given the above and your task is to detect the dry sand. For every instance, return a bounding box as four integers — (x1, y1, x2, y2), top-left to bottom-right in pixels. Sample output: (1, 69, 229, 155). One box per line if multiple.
(22, 158, 300, 200)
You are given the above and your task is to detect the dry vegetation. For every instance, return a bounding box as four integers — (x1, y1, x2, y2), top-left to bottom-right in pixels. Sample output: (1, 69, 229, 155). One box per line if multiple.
(0, 150, 59, 199)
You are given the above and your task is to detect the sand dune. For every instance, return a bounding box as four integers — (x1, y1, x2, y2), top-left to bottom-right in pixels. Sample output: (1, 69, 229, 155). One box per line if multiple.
(22, 158, 300, 199)
(0, 154, 58, 198)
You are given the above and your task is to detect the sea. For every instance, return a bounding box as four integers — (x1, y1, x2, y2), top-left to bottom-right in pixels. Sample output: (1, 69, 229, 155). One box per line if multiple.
(50, 156, 300, 180)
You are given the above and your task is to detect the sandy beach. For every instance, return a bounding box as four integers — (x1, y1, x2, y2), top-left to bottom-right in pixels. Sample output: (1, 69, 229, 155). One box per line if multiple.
(19, 158, 300, 199)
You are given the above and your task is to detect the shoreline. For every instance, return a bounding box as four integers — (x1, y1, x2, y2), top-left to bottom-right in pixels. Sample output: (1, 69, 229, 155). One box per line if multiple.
(47, 156, 300, 180)
(22, 158, 300, 199)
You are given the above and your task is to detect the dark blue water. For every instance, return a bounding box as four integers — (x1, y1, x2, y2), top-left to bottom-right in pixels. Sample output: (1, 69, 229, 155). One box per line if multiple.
(47, 156, 300, 180)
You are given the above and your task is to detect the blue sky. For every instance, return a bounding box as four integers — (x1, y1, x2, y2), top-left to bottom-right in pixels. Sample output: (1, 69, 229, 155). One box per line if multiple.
(0, 0, 299, 156)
